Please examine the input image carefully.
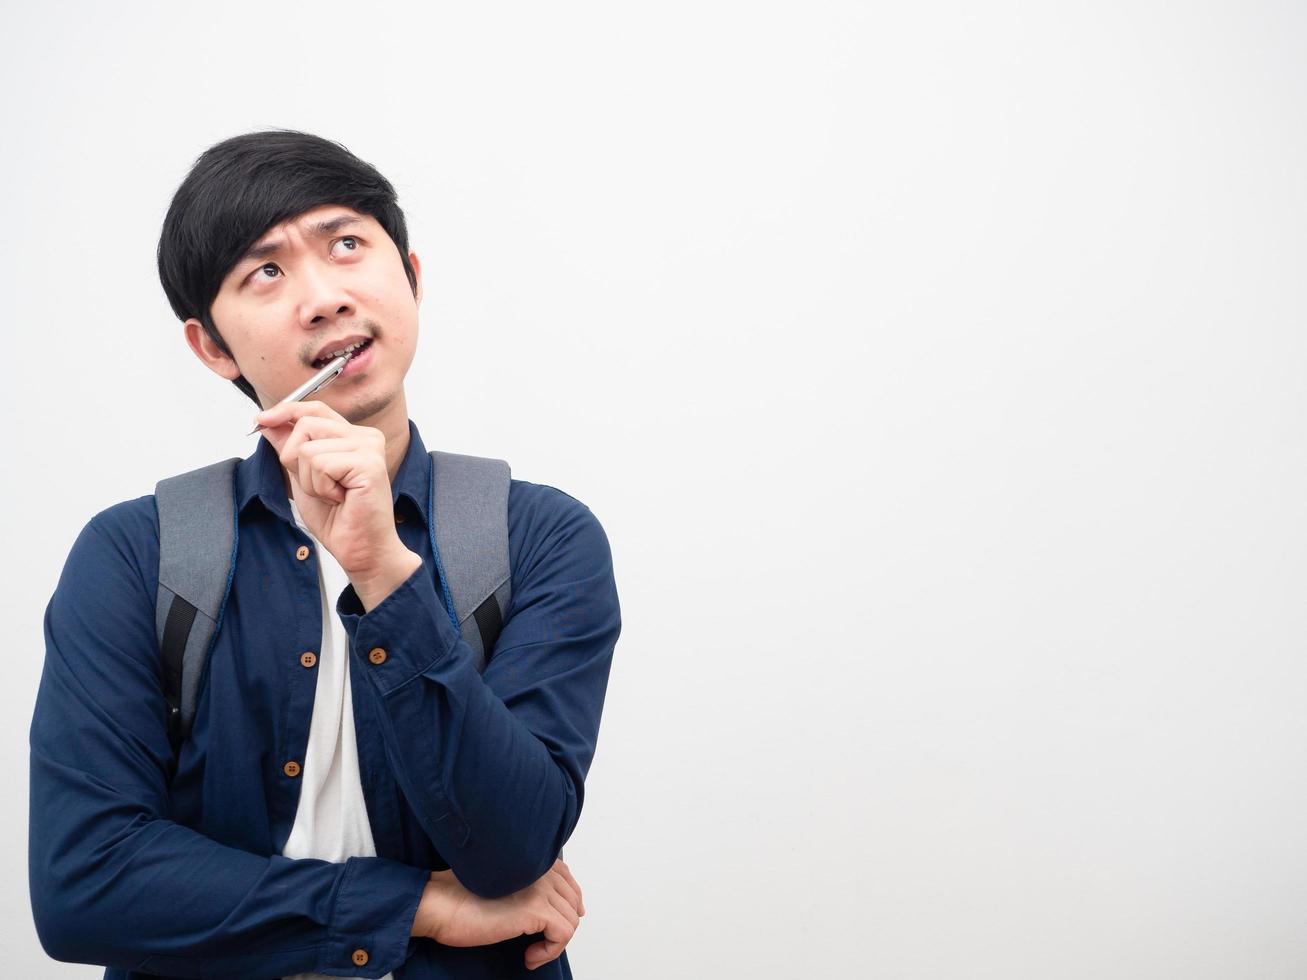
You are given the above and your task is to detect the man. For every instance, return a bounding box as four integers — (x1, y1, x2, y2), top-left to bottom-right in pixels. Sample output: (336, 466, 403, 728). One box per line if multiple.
(28, 130, 621, 979)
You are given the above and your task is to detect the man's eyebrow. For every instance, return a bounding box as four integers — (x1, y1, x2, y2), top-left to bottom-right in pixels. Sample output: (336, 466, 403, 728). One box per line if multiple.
(240, 214, 363, 263)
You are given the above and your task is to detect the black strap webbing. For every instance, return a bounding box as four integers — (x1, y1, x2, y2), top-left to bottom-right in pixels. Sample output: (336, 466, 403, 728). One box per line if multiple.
(161, 594, 198, 747)
(472, 592, 504, 659)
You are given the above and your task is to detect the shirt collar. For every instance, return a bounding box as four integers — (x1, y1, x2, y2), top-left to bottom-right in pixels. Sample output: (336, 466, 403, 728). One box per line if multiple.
(236, 417, 431, 526)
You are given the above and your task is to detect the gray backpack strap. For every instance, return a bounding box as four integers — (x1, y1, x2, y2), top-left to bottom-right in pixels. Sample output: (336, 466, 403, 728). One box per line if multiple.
(428, 450, 512, 672)
(154, 457, 241, 757)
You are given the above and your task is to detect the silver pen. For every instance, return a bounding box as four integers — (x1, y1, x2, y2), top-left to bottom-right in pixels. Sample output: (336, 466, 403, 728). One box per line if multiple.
(245, 351, 354, 435)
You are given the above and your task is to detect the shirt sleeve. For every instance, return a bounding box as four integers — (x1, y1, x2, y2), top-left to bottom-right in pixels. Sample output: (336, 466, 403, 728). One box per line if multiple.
(28, 506, 429, 978)
(335, 483, 622, 899)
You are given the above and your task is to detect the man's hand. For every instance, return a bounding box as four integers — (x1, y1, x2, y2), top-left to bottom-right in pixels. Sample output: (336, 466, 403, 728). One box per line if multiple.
(253, 401, 420, 609)
(412, 859, 586, 971)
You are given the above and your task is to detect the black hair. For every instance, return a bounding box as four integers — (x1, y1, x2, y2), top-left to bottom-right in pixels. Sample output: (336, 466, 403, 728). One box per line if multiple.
(156, 129, 417, 408)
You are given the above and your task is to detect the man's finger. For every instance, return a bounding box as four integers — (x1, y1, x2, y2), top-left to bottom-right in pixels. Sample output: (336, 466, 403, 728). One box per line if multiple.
(321, 450, 370, 500)
(255, 398, 344, 428)
(546, 890, 580, 931)
(552, 860, 585, 916)
(524, 939, 559, 971)
(279, 417, 354, 484)
(546, 869, 582, 918)
(304, 450, 351, 503)
(524, 905, 575, 971)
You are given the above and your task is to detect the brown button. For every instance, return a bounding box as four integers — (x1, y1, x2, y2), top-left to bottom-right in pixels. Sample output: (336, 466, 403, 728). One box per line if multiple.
(283, 760, 301, 778)
(300, 651, 317, 668)
(368, 647, 388, 665)
(295, 545, 310, 561)
(351, 949, 369, 967)
(395, 511, 406, 524)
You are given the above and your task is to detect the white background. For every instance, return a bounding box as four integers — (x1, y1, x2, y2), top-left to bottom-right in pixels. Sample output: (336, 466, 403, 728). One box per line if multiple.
(3, 1, 1306, 976)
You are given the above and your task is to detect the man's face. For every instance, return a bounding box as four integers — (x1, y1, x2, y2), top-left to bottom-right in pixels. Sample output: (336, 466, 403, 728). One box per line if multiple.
(185, 203, 423, 421)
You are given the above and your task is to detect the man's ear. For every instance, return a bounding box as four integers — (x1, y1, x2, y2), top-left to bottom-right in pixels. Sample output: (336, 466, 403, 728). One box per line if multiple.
(184, 319, 242, 381)
(410, 250, 423, 307)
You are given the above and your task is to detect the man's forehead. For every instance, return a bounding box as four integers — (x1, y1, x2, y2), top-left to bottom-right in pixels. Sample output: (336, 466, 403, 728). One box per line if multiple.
(249, 205, 371, 248)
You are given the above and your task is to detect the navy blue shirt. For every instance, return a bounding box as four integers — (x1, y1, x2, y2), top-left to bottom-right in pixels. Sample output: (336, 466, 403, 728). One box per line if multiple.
(29, 419, 621, 979)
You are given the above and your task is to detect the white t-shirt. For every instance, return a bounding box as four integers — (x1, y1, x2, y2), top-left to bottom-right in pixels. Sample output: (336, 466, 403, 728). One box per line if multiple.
(282, 499, 395, 980)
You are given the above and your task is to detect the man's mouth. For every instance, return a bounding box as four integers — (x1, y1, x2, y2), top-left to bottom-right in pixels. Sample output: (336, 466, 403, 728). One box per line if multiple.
(312, 337, 373, 369)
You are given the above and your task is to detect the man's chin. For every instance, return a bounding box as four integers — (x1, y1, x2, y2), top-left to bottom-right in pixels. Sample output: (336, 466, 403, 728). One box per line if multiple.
(342, 387, 401, 427)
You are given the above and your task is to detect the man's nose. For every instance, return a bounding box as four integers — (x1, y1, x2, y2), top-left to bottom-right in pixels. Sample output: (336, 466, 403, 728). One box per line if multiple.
(299, 262, 354, 324)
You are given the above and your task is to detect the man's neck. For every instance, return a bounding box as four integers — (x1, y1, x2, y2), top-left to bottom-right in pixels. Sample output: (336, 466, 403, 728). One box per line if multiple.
(367, 390, 412, 483)
(381, 416, 410, 483)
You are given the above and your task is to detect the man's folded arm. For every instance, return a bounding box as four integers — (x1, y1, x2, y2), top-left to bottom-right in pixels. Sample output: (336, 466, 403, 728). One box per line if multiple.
(28, 510, 428, 978)
(337, 484, 622, 900)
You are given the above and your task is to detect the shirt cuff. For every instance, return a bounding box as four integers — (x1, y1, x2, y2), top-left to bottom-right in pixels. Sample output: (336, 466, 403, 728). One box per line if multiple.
(336, 560, 463, 695)
(320, 855, 428, 978)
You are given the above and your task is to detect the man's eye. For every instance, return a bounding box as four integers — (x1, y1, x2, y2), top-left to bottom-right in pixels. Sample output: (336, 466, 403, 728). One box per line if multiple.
(332, 235, 361, 256)
(250, 263, 281, 283)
